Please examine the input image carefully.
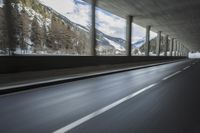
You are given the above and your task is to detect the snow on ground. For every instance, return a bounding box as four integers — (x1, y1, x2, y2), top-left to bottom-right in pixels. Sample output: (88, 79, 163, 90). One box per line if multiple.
(189, 52, 200, 58)
(16, 3, 23, 12)
(0, 0, 4, 8)
(149, 52, 157, 56)
(104, 38, 125, 51)
(14, 47, 22, 54)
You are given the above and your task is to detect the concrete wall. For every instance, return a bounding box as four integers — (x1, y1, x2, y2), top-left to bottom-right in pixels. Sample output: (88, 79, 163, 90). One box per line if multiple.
(0, 56, 186, 74)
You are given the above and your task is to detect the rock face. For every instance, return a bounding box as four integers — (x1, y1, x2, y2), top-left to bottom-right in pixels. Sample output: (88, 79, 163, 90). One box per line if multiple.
(0, 0, 158, 56)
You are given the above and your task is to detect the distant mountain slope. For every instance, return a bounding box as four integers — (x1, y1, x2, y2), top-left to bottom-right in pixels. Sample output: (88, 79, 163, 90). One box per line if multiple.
(133, 38, 146, 48)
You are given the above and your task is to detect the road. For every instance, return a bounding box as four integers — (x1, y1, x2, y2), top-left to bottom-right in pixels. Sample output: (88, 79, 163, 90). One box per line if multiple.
(1, 59, 200, 133)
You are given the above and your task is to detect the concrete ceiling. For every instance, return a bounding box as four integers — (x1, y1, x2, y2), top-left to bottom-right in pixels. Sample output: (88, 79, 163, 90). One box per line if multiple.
(84, 0, 200, 51)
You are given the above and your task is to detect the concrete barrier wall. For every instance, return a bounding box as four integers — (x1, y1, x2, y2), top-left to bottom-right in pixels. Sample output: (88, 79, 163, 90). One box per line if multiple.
(0, 56, 186, 74)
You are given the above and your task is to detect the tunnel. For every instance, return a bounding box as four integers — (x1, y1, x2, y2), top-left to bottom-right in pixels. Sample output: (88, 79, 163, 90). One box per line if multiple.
(0, 0, 200, 133)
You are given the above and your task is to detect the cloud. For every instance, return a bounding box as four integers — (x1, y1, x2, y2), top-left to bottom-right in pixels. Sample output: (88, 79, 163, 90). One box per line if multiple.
(96, 8, 126, 39)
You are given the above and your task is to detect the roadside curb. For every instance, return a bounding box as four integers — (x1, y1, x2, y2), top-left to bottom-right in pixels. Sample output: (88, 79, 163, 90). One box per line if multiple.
(0, 59, 186, 95)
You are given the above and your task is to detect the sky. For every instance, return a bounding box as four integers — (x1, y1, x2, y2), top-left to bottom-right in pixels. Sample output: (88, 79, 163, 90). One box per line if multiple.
(40, 0, 157, 42)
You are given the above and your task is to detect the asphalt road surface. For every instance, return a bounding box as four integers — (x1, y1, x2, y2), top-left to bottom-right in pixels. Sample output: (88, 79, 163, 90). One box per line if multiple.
(1, 59, 200, 133)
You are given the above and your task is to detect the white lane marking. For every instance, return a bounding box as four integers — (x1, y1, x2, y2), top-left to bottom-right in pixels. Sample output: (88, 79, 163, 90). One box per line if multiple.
(162, 71, 182, 81)
(53, 83, 158, 133)
(183, 66, 191, 70)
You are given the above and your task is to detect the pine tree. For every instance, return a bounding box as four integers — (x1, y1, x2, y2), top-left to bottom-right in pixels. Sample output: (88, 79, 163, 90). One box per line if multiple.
(31, 17, 42, 53)
(4, 0, 17, 55)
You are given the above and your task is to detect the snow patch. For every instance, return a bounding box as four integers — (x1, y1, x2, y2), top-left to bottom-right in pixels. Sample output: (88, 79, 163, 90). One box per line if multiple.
(104, 38, 125, 51)
(16, 3, 23, 13)
(24, 6, 45, 27)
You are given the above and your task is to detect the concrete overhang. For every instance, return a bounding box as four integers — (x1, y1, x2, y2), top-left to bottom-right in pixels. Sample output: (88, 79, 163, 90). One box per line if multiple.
(84, 0, 200, 51)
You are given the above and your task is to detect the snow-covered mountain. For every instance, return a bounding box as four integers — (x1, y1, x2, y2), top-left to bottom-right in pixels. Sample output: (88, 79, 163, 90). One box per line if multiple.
(132, 38, 146, 48)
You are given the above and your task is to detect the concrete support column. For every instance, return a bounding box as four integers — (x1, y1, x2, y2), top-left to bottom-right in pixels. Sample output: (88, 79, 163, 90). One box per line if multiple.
(177, 42, 180, 56)
(177, 43, 181, 56)
(180, 44, 182, 56)
(181, 45, 184, 56)
(169, 38, 174, 56)
(174, 40, 177, 56)
(90, 0, 97, 56)
(186, 49, 189, 57)
(181, 45, 183, 56)
(186, 48, 189, 57)
(176, 41, 179, 56)
(184, 46, 187, 57)
(156, 31, 162, 56)
(126, 16, 133, 56)
(177, 42, 179, 56)
(183, 47, 187, 56)
(164, 35, 169, 56)
(145, 25, 151, 56)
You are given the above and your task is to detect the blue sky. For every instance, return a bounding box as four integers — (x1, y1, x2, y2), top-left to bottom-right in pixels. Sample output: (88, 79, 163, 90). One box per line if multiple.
(40, 0, 157, 42)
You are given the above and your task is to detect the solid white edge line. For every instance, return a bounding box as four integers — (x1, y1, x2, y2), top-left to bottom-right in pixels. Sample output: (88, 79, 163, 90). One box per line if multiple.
(162, 71, 181, 81)
(53, 83, 158, 133)
(183, 66, 191, 70)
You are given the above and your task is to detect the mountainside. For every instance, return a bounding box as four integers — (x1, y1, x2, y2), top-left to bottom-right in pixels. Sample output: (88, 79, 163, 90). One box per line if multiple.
(0, 0, 157, 56)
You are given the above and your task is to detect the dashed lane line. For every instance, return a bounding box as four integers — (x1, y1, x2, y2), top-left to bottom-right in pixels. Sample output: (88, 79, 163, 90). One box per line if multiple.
(53, 83, 158, 133)
(162, 71, 182, 81)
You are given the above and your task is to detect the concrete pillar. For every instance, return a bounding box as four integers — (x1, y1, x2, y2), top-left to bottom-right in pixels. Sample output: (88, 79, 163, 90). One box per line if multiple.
(126, 16, 133, 56)
(156, 31, 162, 56)
(177, 43, 181, 56)
(164, 35, 169, 56)
(186, 48, 189, 57)
(186, 49, 189, 57)
(184, 47, 187, 56)
(90, 0, 96, 56)
(180, 44, 182, 56)
(185, 48, 188, 57)
(145, 25, 151, 56)
(176, 41, 179, 56)
(181, 45, 184, 56)
(177, 42, 180, 56)
(174, 40, 177, 56)
(182, 45, 184, 56)
(173, 40, 176, 56)
(177, 42, 179, 56)
(170, 38, 174, 56)
(181, 45, 183, 56)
